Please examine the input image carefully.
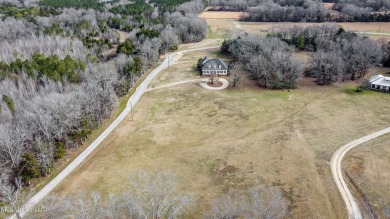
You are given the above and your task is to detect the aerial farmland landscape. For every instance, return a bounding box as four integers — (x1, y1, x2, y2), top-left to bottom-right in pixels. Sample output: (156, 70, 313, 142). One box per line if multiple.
(0, 0, 389, 219)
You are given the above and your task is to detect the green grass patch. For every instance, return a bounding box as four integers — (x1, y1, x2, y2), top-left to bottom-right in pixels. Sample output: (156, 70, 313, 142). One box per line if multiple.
(207, 26, 230, 39)
(342, 86, 375, 96)
(261, 90, 290, 100)
(204, 160, 218, 174)
(375, 68, 390, 75)
(207, 25, 213, 39)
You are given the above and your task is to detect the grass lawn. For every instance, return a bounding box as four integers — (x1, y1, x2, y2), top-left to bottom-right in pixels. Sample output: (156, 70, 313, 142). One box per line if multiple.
(54, 49, 390, 218)
(343, 134, 390, 218)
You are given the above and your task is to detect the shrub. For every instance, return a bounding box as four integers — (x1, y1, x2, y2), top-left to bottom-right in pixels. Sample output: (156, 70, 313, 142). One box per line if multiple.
(20, 153, 41, 182)
(54, 142, 66, 159)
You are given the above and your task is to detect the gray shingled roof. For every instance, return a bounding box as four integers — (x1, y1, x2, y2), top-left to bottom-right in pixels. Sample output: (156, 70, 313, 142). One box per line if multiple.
(201, 57, 228, 71)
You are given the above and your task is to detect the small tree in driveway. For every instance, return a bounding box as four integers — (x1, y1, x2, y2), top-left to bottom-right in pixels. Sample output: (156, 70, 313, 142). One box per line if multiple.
(209, 71, 218, 84)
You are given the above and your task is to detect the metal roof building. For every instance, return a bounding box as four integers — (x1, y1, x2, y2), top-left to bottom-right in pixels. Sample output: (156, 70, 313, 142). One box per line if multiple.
(369, 74, 390, 92)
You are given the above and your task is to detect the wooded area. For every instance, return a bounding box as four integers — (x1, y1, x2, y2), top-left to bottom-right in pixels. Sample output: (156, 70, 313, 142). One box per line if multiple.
(1, 0, 390, 218)
(221, 23, 384, 87)
(0, 0, 208, 206)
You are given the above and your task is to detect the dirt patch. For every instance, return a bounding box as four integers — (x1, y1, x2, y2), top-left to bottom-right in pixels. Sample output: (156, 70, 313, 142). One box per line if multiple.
(322, 3, 335, 9)
(178, 39, 223, 50)
(116, 30, 127, 43)
(199, 11, 242, 19)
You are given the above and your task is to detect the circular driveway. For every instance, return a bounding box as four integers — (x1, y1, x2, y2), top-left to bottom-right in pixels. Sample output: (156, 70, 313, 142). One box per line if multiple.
(200, 78, 229, 90)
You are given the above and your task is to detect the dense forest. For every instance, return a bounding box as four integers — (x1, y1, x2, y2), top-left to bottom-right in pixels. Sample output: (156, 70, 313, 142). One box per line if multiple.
(209, 0, 390, 22)
(0, 0, 207, 210)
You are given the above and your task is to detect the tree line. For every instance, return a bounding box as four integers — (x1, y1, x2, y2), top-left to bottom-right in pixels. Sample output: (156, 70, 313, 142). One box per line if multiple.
(221, 23, 383, 87)
(209, 0, 390, 22)
(222, 34, 303, 89)
(268, 24, 382, 85)
(1, 171, 289, 219)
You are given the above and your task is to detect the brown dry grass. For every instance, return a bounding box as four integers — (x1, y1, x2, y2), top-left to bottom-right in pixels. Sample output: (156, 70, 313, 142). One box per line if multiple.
(322, 3, 335, 10)
(206, 18, 236, 39)
(150, 48, 228, 88)
(343, 134, 390, 218)
(239, 22, 390, 34)
(55, 49, 390, 218)
(178, 39, 224, 50)
(52, 13, 390, 218)
(199, 11, 390, 40)
(199, 11, 242, 19)
(116, 30, 127, 43)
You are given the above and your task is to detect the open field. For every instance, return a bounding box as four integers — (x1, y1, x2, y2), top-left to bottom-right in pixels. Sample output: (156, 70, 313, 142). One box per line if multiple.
(178, 39, 224, 50)
(200, 11, 390, 40)
(322, 3, 335, 10)
(48, 10, 390, 219)
(239, 22, 390, 33)
(200, 11, 242, 19)
(54, 47, 390, 218)
(343, 134, 390, 218)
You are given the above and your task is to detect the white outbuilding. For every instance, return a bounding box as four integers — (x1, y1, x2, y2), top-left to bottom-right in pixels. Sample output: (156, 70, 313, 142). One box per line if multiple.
(369, 74, 390, 92)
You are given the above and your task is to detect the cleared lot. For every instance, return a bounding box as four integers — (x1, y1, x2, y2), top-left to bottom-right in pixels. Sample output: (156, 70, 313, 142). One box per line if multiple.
(51, 11, 390, 218)
(55, 50, 390, 218)
(200, 11, 390, 40)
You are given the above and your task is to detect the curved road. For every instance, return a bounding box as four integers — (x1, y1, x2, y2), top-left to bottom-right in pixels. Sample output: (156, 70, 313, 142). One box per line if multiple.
(15, 45, 220, 218)
(331, 127, 390, 219)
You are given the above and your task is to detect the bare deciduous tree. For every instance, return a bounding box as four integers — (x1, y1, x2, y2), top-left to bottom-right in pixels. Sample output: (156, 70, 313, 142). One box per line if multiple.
(230, 63, 242, 87)
(64, 191, 104, 219)
(311, 50, 345, 85)
(31, 171, 193, 218)
(205, 187, 289, 219)
(0, 177, 23, 219)
(205, 190, 245, 219)
(245, 187, 289, 219)
(123, 171, 193, 219)
(384, 205, 390, 219)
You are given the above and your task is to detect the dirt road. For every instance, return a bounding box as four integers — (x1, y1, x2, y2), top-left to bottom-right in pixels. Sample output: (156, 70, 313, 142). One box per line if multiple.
(331, 127, 390, 219)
